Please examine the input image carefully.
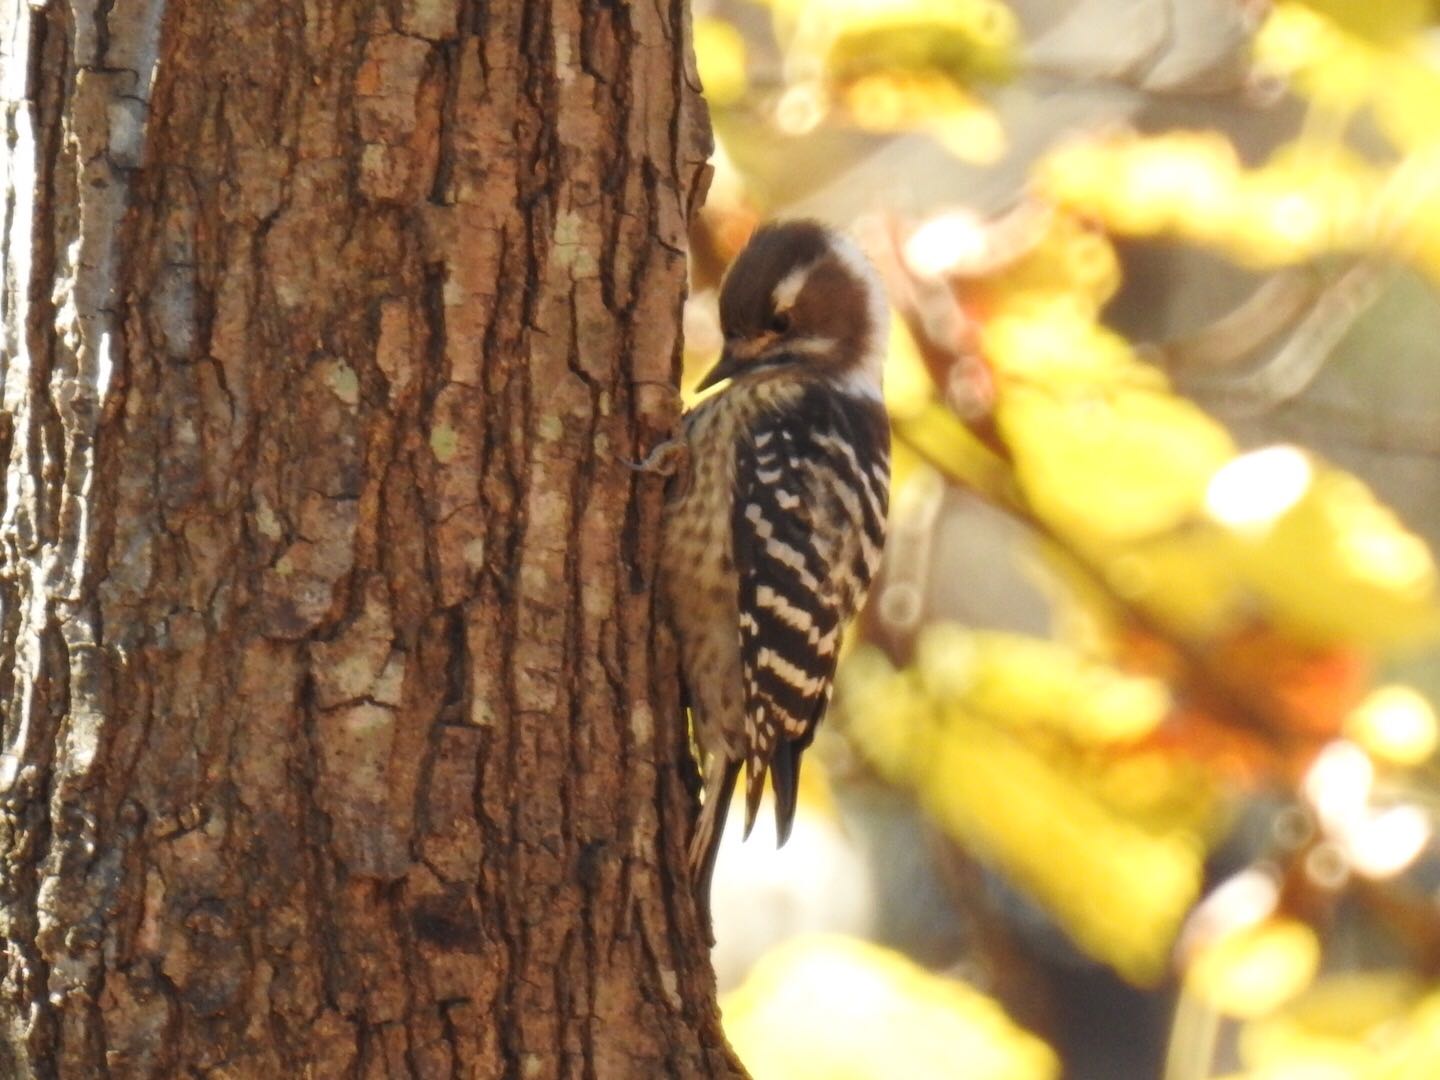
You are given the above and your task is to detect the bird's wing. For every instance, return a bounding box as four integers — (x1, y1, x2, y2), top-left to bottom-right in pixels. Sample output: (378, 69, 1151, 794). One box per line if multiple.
(731, 385, 889, 843)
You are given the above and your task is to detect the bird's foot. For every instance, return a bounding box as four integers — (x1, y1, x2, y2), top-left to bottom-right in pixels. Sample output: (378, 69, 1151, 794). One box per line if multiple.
(622, 439, 689, 478)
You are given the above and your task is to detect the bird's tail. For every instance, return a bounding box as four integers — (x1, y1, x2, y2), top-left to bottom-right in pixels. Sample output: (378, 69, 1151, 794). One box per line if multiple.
(688, 756, 742, 906)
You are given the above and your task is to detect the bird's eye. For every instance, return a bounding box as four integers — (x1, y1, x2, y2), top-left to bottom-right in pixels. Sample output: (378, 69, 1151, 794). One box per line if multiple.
(768, 311, 792, 334)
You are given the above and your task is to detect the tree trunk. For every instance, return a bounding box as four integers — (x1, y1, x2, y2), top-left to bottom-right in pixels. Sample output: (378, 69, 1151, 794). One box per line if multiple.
(0, 0, 732, 1075)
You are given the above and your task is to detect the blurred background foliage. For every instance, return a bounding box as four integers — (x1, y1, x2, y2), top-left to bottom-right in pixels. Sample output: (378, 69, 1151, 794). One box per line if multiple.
(686, 1, 1440, 1077)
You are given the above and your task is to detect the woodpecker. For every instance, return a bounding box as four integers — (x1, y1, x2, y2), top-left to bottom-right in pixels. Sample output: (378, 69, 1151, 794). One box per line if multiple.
(652, 219, 891, 896)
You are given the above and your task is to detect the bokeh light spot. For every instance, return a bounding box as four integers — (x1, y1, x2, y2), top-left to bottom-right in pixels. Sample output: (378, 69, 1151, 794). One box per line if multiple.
(1205, 446, 1313, 532)
(1186, 918, 1321, 1019)
(1345, 804, 1431, 880)
(1346, 685, 1438, 766)
(904, 210, 990, 277)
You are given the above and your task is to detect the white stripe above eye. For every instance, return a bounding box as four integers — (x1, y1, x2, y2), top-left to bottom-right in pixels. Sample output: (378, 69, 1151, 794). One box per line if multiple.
(771, 261, 817, 313)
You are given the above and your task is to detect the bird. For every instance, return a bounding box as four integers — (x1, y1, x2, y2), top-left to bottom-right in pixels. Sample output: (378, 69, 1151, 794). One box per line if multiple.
(648, 218, 891, 899)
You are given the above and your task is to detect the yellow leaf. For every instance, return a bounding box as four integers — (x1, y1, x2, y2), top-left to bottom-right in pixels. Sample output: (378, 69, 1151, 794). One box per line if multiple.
(1289, 0, 1431, 44)
(837, 646, 930, 780)
(1020, 217, 1123, 308)
(694, 18, 749, 107)
(916, 624, 1172, 744)
(1345, 685, 1439, 766)
(1041, 128, 1440, 289)
(1192, 445, 1440, 648)
(722, 935, 1059, 1080)
(886, 437, 927, 505)
(1255, 3, 1386, 109)
(1186, 918, 1322, 1019)
(838, 637, 1220, 984)
(998, 384, 1235, 548)
(1102, 533, 1247, 639)
(1230, 972, 1430, 1077)
(1038, 132, 1242, 239)
(818, 0, 1019, 86)
(883, 316, 936, 422)
(1372, 70, 1440, 154)
(982, 296, 1149, 383)
(921, 711, 1204, 983)
(891, 401, 1019, 509)
(1233, 469, 1440, 646)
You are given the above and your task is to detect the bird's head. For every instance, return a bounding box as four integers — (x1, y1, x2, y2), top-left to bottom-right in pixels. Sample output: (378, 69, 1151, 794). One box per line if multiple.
(698, 220, 888, 398)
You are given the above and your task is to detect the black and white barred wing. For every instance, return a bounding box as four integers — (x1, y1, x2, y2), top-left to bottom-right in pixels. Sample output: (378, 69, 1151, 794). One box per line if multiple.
(731, 389, 890, 843)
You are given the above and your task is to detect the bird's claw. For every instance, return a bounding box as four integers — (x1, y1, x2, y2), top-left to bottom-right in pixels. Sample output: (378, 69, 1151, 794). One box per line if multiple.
(623, 439, 688, 478)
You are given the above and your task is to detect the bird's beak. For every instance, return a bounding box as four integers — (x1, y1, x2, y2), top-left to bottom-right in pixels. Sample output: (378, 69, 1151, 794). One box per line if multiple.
(695, 346, 745, 392)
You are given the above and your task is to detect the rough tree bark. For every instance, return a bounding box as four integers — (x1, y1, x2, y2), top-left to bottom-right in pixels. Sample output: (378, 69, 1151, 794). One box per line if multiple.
(0, 0, 735, 1075)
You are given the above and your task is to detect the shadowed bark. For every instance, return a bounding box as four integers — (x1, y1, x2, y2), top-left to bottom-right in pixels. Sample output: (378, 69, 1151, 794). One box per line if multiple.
(0, 0, 738, 1075)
